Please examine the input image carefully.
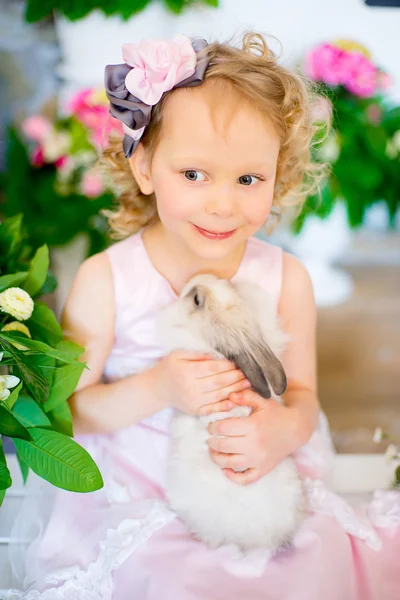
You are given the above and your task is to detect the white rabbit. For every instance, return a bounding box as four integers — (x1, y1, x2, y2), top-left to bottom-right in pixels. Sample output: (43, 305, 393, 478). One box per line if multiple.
(157, 274, 306, 552)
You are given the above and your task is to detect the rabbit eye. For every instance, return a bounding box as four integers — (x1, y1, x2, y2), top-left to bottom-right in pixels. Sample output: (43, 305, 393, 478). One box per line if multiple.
(194, 293, 200, 307)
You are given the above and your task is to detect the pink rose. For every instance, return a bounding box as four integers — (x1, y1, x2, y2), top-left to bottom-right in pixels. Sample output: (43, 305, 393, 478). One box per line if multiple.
(122, 34, 196, 105)
(80, 171, 105, 198)
(22, 116, 52, 143)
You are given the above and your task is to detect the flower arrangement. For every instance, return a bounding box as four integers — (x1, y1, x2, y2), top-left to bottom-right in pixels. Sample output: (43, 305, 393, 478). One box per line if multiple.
(0, 214, 103, 505)
(295, 40, 400, 232)
(24, 0, 218, 22)
(2, 88, 119, 255)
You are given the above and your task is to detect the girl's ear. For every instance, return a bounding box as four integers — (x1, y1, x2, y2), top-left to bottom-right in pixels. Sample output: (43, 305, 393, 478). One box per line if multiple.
(128, 144, 154, 195)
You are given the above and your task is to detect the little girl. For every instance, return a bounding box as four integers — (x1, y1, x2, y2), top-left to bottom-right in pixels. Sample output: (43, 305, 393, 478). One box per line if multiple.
(5, 32, 400, 600)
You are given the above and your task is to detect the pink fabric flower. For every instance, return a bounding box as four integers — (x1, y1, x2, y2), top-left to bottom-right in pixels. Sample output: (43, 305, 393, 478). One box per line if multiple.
(80, 171, 105, 198)
(22, 116, 52, 143)
(122, 124, 145, 141)
(122, 34, 197, 105)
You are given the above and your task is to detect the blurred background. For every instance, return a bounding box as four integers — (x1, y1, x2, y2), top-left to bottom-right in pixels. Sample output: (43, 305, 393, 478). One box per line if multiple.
(1, 0, 399, 455)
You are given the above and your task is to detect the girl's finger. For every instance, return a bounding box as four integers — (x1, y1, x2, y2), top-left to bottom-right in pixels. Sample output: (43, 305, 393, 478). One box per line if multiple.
(209, 450, 249, 471)
(208, 417, 248, 437)
(197, 399, 235, 416)
(200, 368, 248, 394)
(223, 467, 260, 485)
(194, 358, 238, 379)
(207, 435, 246, 454)
(229, 389, 266, 410)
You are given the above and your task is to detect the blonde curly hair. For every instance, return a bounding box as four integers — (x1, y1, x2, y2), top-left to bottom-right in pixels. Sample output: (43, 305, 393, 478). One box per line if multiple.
(101, 32, 329, 239)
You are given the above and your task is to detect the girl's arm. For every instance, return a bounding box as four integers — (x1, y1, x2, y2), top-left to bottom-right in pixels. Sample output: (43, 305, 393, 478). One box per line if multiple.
(207, 252, 320, 483)
(61, 253, 166, 434)
(276, 251, 320, 443)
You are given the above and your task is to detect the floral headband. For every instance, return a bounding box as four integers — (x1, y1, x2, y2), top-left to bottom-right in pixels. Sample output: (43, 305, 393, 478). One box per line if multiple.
(104, 35, 210, 158)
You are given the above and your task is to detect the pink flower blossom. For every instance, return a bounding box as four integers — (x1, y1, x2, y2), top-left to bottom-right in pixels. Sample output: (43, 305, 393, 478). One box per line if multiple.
(66, 88, 123, 150)
(344, 52, 378, 97)
(80, 170, 105, 198)
(122, 34, 196, 105)
(22, 116, 52, 143)
(54, 155, 69, 169)
(376, 71, 392, 91)
(305, 42, 381, 98)
(366, 104, 382, 125)
(31, 145, 44, 167)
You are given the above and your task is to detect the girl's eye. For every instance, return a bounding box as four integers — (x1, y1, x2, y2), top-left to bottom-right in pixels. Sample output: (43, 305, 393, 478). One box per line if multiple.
(238, 174, 261, 186)
(184, 170, 206, 182)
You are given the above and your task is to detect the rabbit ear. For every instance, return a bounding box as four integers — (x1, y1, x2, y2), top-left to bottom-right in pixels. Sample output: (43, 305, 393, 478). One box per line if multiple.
(215, 331, 287, 399)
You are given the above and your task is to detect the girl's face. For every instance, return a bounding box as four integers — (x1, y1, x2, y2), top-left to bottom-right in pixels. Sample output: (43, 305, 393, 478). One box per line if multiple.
(135, 83, 280, 262)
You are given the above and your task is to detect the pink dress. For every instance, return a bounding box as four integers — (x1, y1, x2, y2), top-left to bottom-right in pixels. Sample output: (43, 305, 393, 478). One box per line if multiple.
(3, 232, 400, 600)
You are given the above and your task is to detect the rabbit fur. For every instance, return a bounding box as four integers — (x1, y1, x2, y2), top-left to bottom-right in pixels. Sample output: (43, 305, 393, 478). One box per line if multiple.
(157, 274, 306, 552)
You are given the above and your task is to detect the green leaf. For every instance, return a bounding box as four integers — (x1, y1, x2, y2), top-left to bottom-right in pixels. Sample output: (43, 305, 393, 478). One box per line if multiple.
(164, 0, 185, 13)
(0, 404, 32, 440)
(0, 487, 6, 506)
(24, 0, 54, 22)
(12, 395, 52, 428)
(116, 0, 152, 19)
(28, 302, 63, 346)
(23, 245, 49, 297)
(47, 402, 74, 437)
(55, 340, 85, 360)
(4, 381, 22, 410)
(14, 428, 103, 493)
(39, 271, 58, 296)
(0, 214, 24, 267)
(0, 337, 49, 404)
(45, 362, 85, 413)
(395, 465, 400, 486)
(0, 333, 82, 365)
(23, 353, 56, 393)
(0, 272, 28, 293)
(0, 438, 12, 490)
(16, 449, 29, 484)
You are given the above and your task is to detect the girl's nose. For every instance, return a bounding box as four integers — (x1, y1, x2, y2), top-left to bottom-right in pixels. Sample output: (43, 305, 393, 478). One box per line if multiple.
(204, 186, 236, 218)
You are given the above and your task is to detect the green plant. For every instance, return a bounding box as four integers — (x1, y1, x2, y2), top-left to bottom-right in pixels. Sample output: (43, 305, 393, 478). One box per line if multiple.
(295, 41, 400, 233)
(25, 0, 219, 22)
(1, 87, 120, 256)
(0, 214, 103, 506)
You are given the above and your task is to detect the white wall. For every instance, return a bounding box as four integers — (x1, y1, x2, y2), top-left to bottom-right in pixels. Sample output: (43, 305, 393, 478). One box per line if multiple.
(55, 0, 400, 100)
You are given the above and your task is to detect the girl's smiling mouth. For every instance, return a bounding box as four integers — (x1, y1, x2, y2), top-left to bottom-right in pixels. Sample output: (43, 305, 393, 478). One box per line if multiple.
(193, 225, 237, 240)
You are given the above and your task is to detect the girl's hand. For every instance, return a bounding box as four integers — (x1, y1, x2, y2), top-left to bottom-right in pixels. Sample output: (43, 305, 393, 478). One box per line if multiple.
(152, 350, 252, 416)
(207, 389, 304, 485)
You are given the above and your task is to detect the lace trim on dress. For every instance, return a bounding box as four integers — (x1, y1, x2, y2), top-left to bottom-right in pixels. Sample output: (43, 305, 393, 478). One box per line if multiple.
(304, 478, 382, 550)
(367, 489, 400, 528)
(0, 501, 175, 600)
